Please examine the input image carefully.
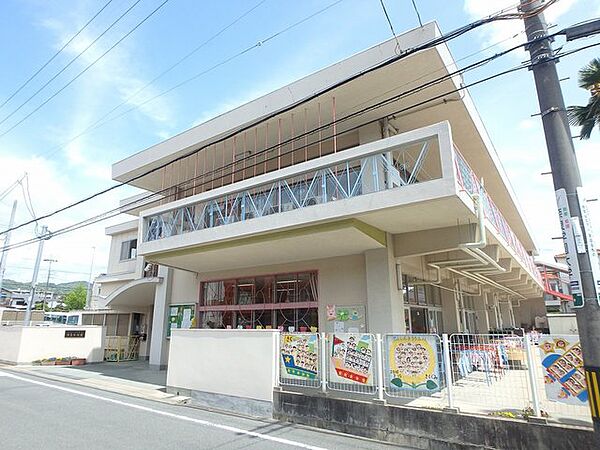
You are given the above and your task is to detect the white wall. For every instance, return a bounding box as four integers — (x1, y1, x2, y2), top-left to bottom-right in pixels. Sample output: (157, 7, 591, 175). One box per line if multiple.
(107, 229, 138, 275)
(0, 326, 105, 364)
(548, 314, 579, 335)
(167, 329, 278, 402)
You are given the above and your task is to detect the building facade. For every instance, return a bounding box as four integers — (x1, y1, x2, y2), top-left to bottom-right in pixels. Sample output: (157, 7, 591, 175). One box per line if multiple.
(94, 23, 544, 368)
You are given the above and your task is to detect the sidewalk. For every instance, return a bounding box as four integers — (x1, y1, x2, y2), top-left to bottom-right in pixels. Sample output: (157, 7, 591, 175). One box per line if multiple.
(2, 360, 190, 405)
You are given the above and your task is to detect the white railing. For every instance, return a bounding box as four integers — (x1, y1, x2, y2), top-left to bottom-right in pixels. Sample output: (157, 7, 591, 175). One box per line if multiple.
(454, 150, 543, 285)
(277, 332, 592, 426)
(143, 135, 440, 242)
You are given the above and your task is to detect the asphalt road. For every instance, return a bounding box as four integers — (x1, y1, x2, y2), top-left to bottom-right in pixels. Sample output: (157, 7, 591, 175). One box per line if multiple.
(0, 370, 404, 450)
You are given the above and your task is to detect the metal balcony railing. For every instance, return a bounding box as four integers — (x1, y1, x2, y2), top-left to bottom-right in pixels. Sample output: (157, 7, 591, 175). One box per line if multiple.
(454, 150, 543, 285)
(143, 136, 441, 242)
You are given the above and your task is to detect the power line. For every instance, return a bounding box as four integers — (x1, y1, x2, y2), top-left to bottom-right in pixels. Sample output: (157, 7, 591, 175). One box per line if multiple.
(4, 35, 596, 254)
(410, 0, 423, 28)
(0, 0, 115, 110)
(0, 0, 172, 139)
(0, 3, 546, 239)
(0, 0, 143, 128)
(37, 0, 268, 161)
(379, 0, 400, 52)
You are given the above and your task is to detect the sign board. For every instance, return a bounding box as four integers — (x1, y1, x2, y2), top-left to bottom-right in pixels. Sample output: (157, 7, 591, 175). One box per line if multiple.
(329, 333, 374, 386)
(326, 304, 367, 333)
(385, 334, 442, 392)
(280, 333, 319, 381)
(167, 304, 195, 337)
(538, 335, 588, 406)
(556, 189, 584, 307)
(64, 330, 86, 338)
(577, 187, 600, 305)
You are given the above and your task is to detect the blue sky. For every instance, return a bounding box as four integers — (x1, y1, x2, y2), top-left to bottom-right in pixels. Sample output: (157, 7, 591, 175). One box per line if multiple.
(0, 0, 599, 284)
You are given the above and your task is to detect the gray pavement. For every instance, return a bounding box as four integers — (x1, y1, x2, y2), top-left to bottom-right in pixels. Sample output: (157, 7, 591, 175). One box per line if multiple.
(0, 369, 406, 450)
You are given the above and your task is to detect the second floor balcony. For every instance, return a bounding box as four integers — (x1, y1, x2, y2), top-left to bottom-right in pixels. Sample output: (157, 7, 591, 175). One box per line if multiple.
(137, 121, 542, 290)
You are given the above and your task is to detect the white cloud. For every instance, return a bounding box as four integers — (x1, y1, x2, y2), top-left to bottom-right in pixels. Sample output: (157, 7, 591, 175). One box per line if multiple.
(463, 0, 578, 53)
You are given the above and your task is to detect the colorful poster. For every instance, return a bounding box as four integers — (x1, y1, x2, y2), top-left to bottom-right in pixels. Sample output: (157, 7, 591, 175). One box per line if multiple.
(280, 334, 319, 380)
(329, 333, 374, 385)
(386, 335, 441, 392)
(539, 335, 588, 405)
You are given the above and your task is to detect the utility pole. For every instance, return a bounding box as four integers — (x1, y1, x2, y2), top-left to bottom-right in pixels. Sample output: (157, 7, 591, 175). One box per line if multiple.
(23, 225, 49, 324)
(85, 246, 95, 310)
(521, 0, 600, 433)
(0, 199, 17, 302)
(42, 258, 57, 312)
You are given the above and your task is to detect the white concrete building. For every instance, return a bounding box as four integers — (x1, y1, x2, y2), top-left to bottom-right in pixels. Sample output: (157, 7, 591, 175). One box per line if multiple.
(94, 23, 544, 369)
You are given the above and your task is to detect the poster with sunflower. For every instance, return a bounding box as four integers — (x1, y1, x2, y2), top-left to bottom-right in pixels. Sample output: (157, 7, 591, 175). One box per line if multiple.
(385, 334, 441, 392)
(538, 335, 588, 405)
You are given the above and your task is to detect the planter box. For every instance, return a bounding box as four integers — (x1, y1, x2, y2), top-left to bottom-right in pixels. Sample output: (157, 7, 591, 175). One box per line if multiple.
(40, 361, 56, 366)
(70, 358, 86, 366)
(55, 360, 71, 366)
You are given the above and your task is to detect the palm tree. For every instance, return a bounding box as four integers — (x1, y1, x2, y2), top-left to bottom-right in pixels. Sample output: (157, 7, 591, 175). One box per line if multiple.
(567, 58, 600, 140)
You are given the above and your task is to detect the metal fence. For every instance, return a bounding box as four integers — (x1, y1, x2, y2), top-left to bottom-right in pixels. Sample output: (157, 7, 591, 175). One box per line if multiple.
(277, 332, 593, 427)
(326, 333, 378, 395)
(383, 334, 444, 399)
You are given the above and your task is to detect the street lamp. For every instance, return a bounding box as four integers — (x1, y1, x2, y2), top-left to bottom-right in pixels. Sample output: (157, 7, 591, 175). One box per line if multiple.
(43, 258, 57, 312)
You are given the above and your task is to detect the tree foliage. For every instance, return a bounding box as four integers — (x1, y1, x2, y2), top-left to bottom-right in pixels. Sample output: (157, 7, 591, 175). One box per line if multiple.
(567, 58, 600, 140)
(63, 284, 87, 311)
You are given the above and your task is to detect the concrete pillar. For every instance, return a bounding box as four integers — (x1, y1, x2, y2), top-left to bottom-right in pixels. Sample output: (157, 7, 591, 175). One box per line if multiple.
(499, 301, 513, 329)
(440, 280, 460, 333)
(365, 238, 404, 333)
(149, 266, 172, 370)
(474, 294, 490, 333)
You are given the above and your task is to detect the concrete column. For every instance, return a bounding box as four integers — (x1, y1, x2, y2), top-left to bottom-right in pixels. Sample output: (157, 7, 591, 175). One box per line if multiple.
(440, 280, 460, 333)
(149, 266, 172, 370)
(499, 301, 513, 329)
(365, 238, 404, 333)
(474, 294, 490, 333)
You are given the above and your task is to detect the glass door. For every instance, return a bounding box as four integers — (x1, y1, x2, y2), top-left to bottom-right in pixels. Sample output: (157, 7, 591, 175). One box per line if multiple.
(409, 307, 428, 333)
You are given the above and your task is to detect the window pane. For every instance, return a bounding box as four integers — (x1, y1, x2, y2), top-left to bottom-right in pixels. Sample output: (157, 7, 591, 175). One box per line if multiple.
(276, 274, 298, 303)
(105, 314, 118, 336)
(92, 314, 104, 326)
(116, 314, 129, 336)
(236, 279, 254, 305)
(82, 314, 93, 325)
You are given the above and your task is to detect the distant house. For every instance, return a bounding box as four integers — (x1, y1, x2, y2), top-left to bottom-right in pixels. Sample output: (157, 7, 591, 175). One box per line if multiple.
(0, 287, 12, 306)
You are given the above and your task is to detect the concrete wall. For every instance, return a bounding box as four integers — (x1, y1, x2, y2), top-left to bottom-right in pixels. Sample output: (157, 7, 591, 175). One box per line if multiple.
(0, 326, 105, 364)
(167, 329, 278, 404)
(548, 314, 579, 335)
(274, 390, 595, 450)
(107, 229, 138, 275)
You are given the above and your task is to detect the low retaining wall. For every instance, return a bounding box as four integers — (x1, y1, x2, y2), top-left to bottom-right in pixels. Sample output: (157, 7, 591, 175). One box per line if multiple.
(273, 390, 596, 450)
(167, 329, 279, 416)
(0, 325, 105, 364)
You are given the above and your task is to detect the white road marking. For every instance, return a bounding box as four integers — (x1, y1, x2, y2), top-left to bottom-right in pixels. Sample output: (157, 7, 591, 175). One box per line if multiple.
(0, 370, 326, 450)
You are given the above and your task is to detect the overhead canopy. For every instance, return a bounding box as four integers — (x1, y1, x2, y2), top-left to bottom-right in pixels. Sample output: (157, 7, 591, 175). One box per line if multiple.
(105, 277, 161, 308)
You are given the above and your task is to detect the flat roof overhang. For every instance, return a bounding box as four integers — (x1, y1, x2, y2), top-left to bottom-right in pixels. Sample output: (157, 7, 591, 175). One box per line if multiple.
(145, 219, 386, 273)
(105, 277, 161, 308)
(112, 22, 536, 253)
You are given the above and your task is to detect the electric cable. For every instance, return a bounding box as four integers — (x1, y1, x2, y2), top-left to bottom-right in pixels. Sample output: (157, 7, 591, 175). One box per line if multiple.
(0, 0, 115, 110)
(0, 0, 144, 127)
(0, 1, 568, 242)
(0, 0, 172, 138)
(36, 0, 269, 161)
(4, 38, 597, 254)
(0, 9, 517, 238)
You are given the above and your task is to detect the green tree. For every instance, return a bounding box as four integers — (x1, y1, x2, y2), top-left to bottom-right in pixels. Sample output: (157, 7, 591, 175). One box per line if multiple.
(63, 284, 87, 311)
(567, 58, 600, 139)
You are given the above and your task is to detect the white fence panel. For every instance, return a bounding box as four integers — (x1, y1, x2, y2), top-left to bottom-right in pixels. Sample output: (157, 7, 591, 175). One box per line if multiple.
(327, 333, 377, 395)
(279, 333, 320, 388)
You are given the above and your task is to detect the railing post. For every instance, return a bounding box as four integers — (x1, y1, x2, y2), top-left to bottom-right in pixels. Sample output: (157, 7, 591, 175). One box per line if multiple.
(524, 334, 543, 419)
(274, 332, 280, 389)
(376, 333, 385, 402)
(320, 332, 327, 394)
(442, 333, 456, 411)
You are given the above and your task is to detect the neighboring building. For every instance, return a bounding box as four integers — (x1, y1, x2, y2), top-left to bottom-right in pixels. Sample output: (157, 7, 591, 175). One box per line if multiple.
(0, 287, 12, 306)
(93, 23, 544, 369)
(537, 259, 573, 313)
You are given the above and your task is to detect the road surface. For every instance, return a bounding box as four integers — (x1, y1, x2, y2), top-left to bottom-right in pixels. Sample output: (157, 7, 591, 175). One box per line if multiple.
(0, 369, 403, 450)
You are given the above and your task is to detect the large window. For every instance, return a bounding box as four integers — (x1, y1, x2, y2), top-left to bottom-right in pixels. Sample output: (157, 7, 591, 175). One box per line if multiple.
(198, 271, 318, 331)
(120, 239, 137, 261)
